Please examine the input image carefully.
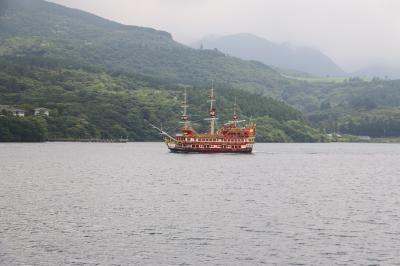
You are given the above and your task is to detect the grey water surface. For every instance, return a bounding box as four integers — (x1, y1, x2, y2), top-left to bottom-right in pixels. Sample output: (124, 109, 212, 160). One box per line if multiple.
(1, 142, 400, 265)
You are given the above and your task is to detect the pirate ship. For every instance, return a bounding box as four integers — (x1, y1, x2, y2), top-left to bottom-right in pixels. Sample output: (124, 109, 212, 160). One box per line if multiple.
(151, 86, 256, 153)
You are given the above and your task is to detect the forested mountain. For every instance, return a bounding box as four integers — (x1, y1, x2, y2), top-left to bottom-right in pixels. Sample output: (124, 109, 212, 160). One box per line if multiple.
(0, 0, 292, 94)
(0, 0, 326, 142)
(192, 33, 346, 77)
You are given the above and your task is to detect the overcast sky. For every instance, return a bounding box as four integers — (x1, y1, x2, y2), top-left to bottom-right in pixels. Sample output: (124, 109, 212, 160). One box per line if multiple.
(48, 0, 400, 72)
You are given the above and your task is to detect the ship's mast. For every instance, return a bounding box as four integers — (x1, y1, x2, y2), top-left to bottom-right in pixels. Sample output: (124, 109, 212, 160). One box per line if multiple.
(181, 88, 190, 129)
(208, 81, 217, 134)
(233, 97, 239, 127)
(228, 96, 245, 127)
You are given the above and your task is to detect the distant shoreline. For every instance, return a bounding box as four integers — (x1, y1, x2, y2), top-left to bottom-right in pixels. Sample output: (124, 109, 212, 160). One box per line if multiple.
(2, 139, 400, 144)
(47, 138, 128, 143)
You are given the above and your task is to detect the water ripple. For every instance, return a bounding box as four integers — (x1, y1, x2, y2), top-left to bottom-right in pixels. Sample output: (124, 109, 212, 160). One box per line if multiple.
(1, 142, 400, 265)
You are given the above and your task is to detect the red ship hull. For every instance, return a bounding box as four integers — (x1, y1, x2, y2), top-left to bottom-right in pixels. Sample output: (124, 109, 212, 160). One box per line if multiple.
(169, 147, 253, 153)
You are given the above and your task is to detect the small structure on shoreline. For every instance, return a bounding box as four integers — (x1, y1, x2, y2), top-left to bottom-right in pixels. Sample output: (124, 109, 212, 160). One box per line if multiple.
(357, 136, 371, 141)
(0, 105, 25, 117)
(34, 107, 50, 116)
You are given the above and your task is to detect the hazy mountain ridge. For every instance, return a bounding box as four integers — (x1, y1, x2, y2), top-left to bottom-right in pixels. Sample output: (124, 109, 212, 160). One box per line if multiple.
(192, 33, 346, 77)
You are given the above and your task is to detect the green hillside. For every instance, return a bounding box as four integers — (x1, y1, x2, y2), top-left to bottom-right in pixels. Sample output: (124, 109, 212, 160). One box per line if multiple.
(267, 76, 399, 137)
(0, 0, 292, 95)
(0, 55, 327, 142)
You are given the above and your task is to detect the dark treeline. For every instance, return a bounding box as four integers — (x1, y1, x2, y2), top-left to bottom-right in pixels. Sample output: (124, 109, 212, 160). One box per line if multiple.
(0, 115, 47, 142)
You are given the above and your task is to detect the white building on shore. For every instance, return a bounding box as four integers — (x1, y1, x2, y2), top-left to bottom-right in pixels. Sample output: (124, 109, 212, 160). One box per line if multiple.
(34, 107, 50, 116)
(0, 105, 25, 117)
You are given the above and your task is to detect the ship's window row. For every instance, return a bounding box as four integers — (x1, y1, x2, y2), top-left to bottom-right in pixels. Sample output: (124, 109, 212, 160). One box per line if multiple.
(178, 138, 255, 142)
(228, 132, 245, 136)
(176, 144, 248, 149)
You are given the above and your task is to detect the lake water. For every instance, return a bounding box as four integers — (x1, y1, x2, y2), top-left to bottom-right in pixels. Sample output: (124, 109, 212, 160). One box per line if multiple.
(1, 142, 400, 265)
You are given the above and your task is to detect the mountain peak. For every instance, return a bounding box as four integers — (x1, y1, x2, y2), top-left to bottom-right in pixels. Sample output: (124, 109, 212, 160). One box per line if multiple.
(192, 33, 346, 77)
(0, 0, 172, 40)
